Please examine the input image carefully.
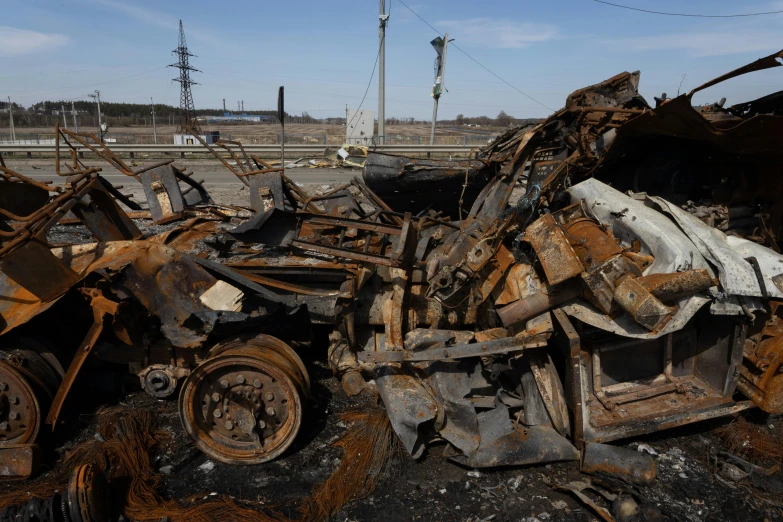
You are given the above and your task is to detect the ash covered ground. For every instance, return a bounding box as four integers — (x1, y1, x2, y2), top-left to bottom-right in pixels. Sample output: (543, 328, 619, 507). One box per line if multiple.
(19, 353, 783, 522)
(15, 177, 783, 522)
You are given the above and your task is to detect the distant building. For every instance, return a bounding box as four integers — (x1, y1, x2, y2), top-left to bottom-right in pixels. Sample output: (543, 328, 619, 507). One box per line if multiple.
(174, 131, 219, 145)
(199, 113, 277, 124)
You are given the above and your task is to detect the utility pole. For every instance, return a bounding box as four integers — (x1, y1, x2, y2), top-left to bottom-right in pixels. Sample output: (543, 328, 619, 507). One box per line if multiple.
(150, 97, 157, 144)
(61, 104, 68, 129)
(223, 98, 226, 113)
(377, 0, 388, 144)
(429, 33, 450, 148)
(241, 100, 244, 113)
(88, 90, 103, 141)
(7, 97, 15, 143)
(71, 101, 78, 132)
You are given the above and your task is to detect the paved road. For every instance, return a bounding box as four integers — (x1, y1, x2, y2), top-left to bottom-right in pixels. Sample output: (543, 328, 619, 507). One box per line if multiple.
(12, 167, 361, 185)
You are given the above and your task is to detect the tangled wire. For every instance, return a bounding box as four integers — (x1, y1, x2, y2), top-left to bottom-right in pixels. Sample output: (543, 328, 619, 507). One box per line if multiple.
(0, 407, 399, 522)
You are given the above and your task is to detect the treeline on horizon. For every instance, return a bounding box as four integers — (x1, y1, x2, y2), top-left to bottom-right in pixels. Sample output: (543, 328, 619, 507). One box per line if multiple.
(0, 100, 540, 129)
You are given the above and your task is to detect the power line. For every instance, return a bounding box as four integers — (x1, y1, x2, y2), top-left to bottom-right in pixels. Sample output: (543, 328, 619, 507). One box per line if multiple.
(345, 31, 384, 133)
(590, 0, 783, 18)
(396, 0, 555, 112)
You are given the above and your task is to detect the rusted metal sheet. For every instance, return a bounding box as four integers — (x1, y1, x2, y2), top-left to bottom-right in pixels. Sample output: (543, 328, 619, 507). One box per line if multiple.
(613, 277, 675, 333)
(0, 444, 41, 478)
(0, 240, 81, 302)
(524, 213, 584, 285)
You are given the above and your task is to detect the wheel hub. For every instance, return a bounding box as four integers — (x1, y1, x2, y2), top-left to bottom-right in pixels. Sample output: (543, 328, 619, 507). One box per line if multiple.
(179, 335, 309, 464)
(0, 361, 41, 444)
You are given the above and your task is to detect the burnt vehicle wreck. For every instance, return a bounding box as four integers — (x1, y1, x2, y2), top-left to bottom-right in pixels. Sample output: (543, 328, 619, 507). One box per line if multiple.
(0, 48, 783, 519)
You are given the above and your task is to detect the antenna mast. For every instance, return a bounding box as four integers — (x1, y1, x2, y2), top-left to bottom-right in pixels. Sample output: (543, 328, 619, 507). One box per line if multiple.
(169, 20, 200, 134)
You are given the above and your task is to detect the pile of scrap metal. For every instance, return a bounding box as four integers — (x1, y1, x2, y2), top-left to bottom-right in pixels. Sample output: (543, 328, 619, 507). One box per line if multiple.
(0, 49, 782, 502)
(0, 135, 430, 486)
(53, 123, 254, 225)
(353, 47, 783, 482)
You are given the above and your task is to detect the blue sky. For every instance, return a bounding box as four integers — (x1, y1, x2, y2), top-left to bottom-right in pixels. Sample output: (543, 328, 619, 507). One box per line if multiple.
(2, 0, 783, 119)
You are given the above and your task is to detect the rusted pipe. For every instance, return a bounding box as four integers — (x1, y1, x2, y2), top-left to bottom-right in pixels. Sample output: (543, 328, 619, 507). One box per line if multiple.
(497, 282, 580, 328)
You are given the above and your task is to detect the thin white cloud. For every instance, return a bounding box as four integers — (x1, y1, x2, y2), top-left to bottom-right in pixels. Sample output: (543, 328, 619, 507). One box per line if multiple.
(90, 0, 223, 47)
(437, 18, 558, 49)
(0, 26, 69, 57)
(607, 30, 783, 57)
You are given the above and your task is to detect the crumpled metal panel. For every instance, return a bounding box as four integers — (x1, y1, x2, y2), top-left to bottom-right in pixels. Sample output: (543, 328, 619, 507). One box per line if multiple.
(375, 369, 438, 458)
(418, 360, 480, 454)
(450, 424, 579, 468)
(563, 179, 714, 339)
(650, 196, 771, 298)
(139, 165, 186, 224)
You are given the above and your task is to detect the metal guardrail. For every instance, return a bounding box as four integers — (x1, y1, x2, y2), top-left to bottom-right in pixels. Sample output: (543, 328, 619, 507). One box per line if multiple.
(0, 143, 477, 156)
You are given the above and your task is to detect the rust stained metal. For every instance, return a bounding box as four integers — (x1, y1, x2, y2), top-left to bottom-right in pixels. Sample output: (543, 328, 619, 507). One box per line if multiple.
(56, 123, 135, 177)
(293, 212, 416, 268)
(688, 48, 783, 97)
(613, 277, 676, 332)
(524, 213, 584, 285)
(496, 281, 580, 329)
(46, 289, 120, 428)
(580, 442, 656, 486)
(66, 463, 110, 522)
(358, 332, 549, 363)
(0, 360, 45, 444)
(554, 201, 623, 268)
(179, 335, 309, 464)
(638, 269, 716, 302)
(738, 301, 783, 413)
(0, 444, 41, 478)
(527, 347, 570, 437)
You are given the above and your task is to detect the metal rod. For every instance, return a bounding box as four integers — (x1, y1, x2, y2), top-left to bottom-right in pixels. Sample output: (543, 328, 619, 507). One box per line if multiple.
(7, 97, 15, 143)
(151, 97, 157, 144)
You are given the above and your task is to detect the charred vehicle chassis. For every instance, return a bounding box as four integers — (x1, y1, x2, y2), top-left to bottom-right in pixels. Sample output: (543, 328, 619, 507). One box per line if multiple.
(0, 49, 782, 497)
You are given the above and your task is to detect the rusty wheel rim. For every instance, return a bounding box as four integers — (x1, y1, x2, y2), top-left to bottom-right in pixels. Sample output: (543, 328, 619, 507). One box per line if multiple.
(179, 339, 307, 465)
(0, 361, 41, 445)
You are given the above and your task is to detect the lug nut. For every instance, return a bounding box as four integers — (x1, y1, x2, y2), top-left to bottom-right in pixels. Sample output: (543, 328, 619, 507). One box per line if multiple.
(213, 410, 222, 418)
(265, 393, 274, 402)
(0, 422, 8, 430)
(10, 396, 18, 405)
(220, 380, 229, 389)
(224, 420, 234, 430)
(211, 393, 221, 403)
(265, 406, 276, 416)
(8, 412, 18, 420)
(236, 375, 245, 384)
(257, 420, 266, 429)
(0, 382, 7, 391)
(253, 379, 262, 388)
